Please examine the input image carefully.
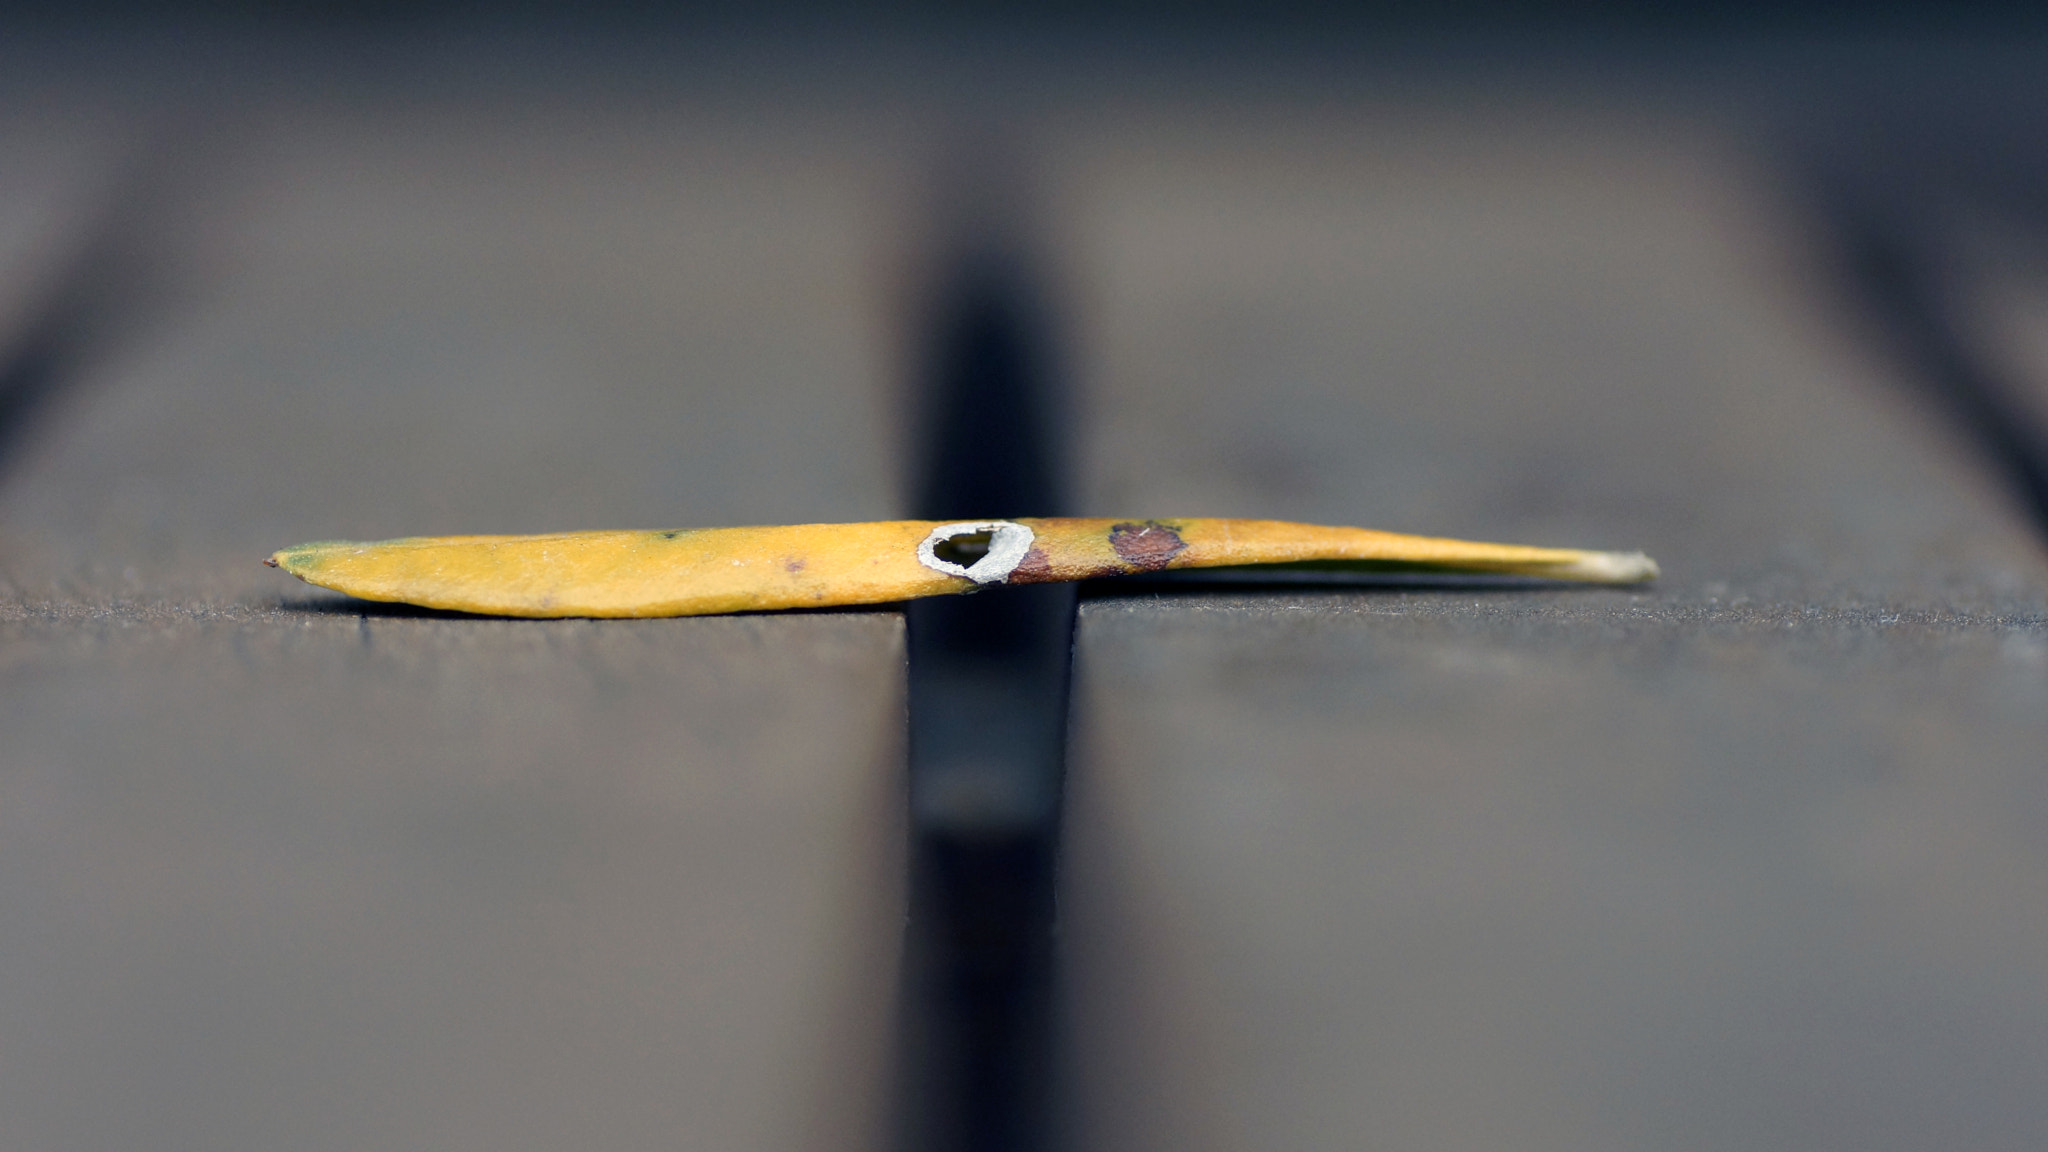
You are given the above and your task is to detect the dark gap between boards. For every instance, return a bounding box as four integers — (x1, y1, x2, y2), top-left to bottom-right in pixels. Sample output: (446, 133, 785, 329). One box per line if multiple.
(895, 244, 1076, 1152)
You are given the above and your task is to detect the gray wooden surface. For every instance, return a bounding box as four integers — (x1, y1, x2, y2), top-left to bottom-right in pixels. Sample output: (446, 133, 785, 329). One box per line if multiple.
(0, 57, 915, 1152)
(0, 611, 904, 1152)
(3, 33, 2046, 1152)
(0, 71, 919, 597)
(1052, 94, 2048, 1150)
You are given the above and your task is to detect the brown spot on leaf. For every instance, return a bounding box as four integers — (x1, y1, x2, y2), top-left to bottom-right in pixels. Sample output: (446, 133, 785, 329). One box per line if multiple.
(1008, 547, 1056, 584)
(262, 557, 279, 568)
(785, 557, 807, 574)
(1109, 521, 1187, 571)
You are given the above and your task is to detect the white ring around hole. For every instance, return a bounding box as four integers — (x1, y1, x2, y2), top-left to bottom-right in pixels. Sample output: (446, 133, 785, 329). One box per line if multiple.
(916, 520, 1036, 585)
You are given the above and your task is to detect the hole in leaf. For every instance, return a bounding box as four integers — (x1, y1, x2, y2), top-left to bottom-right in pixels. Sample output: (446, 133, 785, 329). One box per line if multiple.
(932, 530, 993, 567)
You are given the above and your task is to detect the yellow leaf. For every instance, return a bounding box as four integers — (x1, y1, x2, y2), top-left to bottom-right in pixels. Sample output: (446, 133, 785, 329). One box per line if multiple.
(268, 518, 1656, 618)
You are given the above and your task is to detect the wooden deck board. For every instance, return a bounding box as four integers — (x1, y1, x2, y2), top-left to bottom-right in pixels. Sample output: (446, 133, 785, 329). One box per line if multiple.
(3, 38, 2045, 1151)
(0, 69, 915, 1152)
(1051, 94, 2048, 1151)
(0, 608, 905, 1152)
(0, 78, 917, 600)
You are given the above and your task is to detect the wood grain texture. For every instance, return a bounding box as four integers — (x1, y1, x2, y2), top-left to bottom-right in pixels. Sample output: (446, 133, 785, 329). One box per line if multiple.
(0, 55, 918, 1152)
(1065, 602, 2048, 1152)
(0, 606, 906, 1152)
(1047, 95, 2048, 613)
(0, 67, 917, 602)
(1050, 85, 2048, 1151)
(6, 34, 2047, 1152)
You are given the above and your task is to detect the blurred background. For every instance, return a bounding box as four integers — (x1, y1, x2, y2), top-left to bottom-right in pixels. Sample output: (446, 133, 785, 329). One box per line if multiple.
(4, 4, 2048, 1152)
